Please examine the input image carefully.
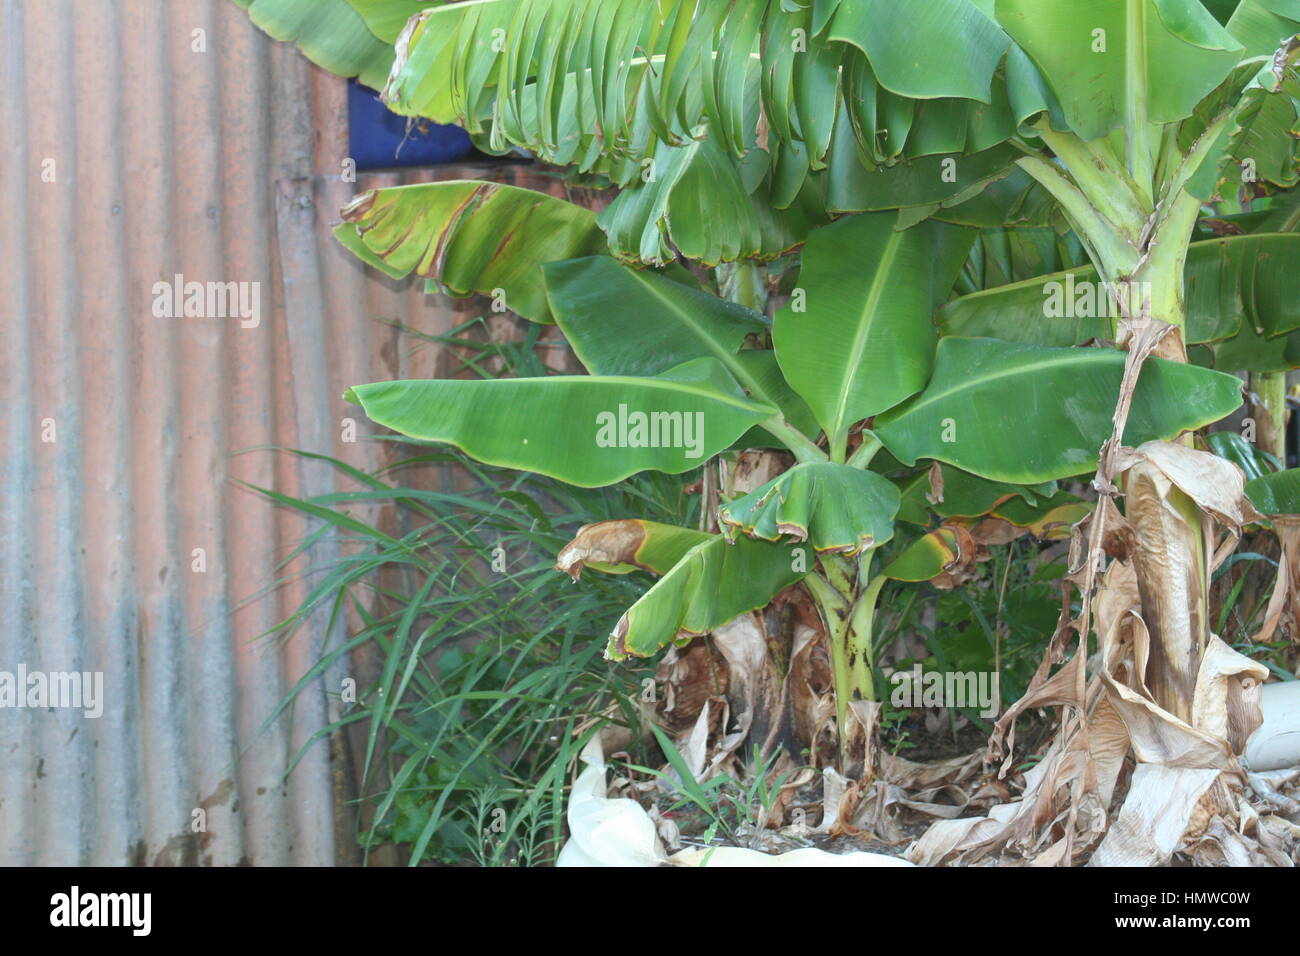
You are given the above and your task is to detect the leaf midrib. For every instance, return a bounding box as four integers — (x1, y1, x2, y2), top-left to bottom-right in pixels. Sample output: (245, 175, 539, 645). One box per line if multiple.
(830, 227, 904, 439)
(361, 372, 777, 416)
(878, 342, 1126, 427)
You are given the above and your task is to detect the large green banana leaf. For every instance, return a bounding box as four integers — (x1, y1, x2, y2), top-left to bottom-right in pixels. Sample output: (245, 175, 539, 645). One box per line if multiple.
(996, 0, 1245, 140)
(542, 256, 818, 432)
(872, 337, 1245, 483)
(234, 0, 396, 89)
(344, 0, 429, 43)
(938, 233, 1300, 347)
(543, 255, 767, 377)
(1211, 323, 1300, 371)
(1227, 0, 1300, 57)
(334, 182, 606, 323)
(1246, 468, 1300, 515)
(772, 214, 975, 450)
(607, 533, 807, 659)
(718, 462, 901, 555)
(344, 358, 776, 487)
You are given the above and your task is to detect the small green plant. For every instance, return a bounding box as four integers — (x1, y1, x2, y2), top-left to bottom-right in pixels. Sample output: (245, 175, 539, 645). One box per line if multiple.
(626, 725, 804, 850)
(879, 703, 915, 756)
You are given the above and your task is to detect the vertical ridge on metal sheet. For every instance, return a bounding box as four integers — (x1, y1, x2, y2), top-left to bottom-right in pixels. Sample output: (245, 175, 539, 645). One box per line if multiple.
(0, 0, 39, 868)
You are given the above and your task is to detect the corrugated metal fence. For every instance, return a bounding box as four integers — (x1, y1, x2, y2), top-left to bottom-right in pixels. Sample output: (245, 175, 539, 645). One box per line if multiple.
(0, 0, 578, 865)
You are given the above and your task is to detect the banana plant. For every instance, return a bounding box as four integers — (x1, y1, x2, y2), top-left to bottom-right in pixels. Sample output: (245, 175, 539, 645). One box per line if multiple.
(341, 207, 1243, 762)
(237, 0, 1300, 848)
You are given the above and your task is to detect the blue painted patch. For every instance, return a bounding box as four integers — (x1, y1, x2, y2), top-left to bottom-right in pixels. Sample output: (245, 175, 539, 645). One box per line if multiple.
(348, 79, 476, 169)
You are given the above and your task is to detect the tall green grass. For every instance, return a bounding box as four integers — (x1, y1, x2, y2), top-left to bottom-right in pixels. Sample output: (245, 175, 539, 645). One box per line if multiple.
(252, 318, 697, 865)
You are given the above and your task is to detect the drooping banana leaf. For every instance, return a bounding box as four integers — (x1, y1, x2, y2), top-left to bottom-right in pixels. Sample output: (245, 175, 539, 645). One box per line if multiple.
(383, 0, 1020, 174)
(595, 137, 832, 265)
(554, 520, 713, 578)
(718, 462, 901, 555)
(607, 533, 807, 659)
(989, 489, 1092, 537)
(880, 527, 968, 583)
(373, 0, 1034, 262)
(832, 0, 1009, 102)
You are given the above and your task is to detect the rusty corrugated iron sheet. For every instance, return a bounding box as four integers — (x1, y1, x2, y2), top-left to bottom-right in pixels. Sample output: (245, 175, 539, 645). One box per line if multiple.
(0, 0, 593, 865)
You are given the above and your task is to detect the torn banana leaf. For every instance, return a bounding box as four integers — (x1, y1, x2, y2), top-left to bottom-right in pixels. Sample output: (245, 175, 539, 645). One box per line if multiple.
(1183, 34, 1300, 198)
(555, 520, 712, 579)
(335, 182, 607, 323)
(608, 535, 807, 659)
(718, 462, 901, 555)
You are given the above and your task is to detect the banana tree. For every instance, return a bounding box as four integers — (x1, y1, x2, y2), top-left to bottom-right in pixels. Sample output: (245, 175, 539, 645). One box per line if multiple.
(339, 200, 1242, 768)
(237, 0, 1300, 856)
